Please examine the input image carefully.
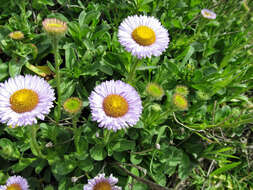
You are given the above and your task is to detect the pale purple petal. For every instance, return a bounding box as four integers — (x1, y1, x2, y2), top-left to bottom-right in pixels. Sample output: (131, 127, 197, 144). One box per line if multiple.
(4, 175, 29, 190)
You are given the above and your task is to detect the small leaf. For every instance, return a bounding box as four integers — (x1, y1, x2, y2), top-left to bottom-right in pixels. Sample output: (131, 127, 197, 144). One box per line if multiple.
(79, 157, 94, 172)
(130, 154, 142, 165)
(90, 144, 107, 161)
(25, 62, 53, 77)
(0, 60, 8, 81)
(111, 140, 136, 152)
(11, 158, 36, 172)
(9, 60, 23, 77)
(52, 159, 76, 175)
(0, 138, 20, 160)
(210, 162, 241, 176)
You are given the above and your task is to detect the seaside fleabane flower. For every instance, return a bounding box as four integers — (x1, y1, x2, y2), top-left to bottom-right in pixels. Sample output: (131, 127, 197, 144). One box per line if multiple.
(0, 175, 29, 190)
(118, 15, 169, 59)
(83, 173, 121, 190)
(201, 9, 216, 19)
(9, 31, 24, 40)
(0, 75, 55, 127)
(89, 80, 142, 131)
(42, 18, 67, 36)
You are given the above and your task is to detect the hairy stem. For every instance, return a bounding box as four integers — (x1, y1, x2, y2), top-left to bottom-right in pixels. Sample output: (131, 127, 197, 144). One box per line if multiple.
(128, 59, 140, 84)
(52, 37, 61, 123)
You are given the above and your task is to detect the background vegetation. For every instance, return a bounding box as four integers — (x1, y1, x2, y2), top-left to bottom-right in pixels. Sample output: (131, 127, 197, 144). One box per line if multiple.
(0, 0, 252, 189)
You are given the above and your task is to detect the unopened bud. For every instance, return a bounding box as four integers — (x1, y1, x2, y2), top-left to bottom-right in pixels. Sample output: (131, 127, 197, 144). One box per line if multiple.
(45, 142, 53, 148)
(155, 143, 161, 150)
(71, 176, 78, 183)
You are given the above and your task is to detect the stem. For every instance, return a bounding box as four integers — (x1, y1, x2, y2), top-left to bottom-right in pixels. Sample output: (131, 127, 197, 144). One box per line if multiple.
(128, 59, 140, 84)
(52, 37, 61, 123)
(73, 116, 80, 153)
(30, 125, 45, 159)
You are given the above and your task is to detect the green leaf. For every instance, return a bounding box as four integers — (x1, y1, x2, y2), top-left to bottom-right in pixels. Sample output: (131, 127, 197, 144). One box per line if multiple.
(44, 185, 54, 190)
(60, 80, 76, 101)
(137, 65, 158, 70)
(64, 43, 76, 69)
(79, 157, 94, 172)
(0, 60, 8, 81)
(0, 138, 20, 160)
(35, 159, 48, 174)
(178, 153, 192, 179)
(38, 0, 54, 6)
(9, 60, 23, 77)
(180, 45, 195, 69)
(99, 64, 113, 75)
(210, 162, 241, 177)
(79, 10, 101, 27)
(74, 136, 88, 160)
(90, 144, 107, 161)
(11, 158, 36, 172)
(130, 154, 142, 165)
(111, 139, 136, 152)
(52, 159, 76, 175)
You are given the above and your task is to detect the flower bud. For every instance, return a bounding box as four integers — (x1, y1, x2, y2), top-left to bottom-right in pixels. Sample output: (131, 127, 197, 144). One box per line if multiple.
(146, 82, 164, 99)
(9, 31, 24, 40)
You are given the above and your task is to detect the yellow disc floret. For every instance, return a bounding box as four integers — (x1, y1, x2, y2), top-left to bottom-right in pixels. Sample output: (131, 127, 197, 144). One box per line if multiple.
(132, 26, 156, 46)
(203, 11, 212, 17)
(103, 94, 128, 117)
(7, 184, 22, 190)
(94, 181, 112, 190)
(10, 89, 39, 113)
(9, 31, 24, 40)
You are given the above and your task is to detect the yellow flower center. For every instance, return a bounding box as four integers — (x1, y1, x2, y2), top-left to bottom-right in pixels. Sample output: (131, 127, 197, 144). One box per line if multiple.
(7, 184, 22, 190)
(10, 89, 39, 113)
(103, 94, 128, 117)
(93, 181, 112, 190)
(132, 26, 156, 46)
(47, 23, 65, 28)
(204, 11, 212, 17)
(9, 31, 24, 40)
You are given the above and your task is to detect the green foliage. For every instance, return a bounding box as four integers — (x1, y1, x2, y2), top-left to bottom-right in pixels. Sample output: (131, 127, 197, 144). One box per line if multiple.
(0, 0, 252, 189)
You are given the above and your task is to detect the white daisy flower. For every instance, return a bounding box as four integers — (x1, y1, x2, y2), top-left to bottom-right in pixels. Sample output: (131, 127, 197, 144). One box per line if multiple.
(118, 15, 170, 59)
(201, 9, 216, 19)
(0, 75, 55, 127)
(0, 175, 29, 190)
(89, 80, 142, 131)
(83, 173, 121, 190)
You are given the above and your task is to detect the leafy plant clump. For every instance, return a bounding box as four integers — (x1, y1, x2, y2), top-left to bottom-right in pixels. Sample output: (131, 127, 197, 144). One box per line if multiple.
(0, 0, 252, 189)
